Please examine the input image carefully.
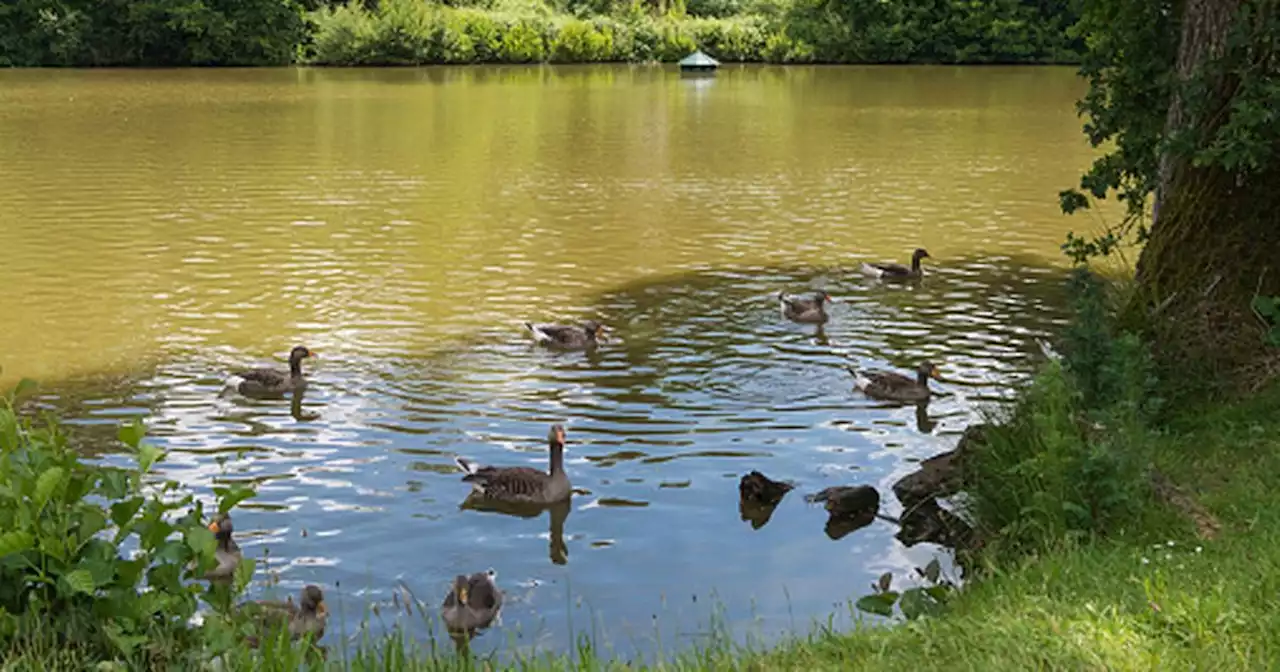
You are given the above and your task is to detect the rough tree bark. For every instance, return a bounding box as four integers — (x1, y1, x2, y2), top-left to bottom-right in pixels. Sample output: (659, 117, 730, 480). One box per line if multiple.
(1135, 0, 1280, 383)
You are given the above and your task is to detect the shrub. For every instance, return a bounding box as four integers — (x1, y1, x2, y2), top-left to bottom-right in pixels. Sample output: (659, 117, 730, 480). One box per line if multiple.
(550, 18, 613, 62)
(0, 380, 256, 666)
(965, 270, 1158, 557)
(498, 17, 548, 62)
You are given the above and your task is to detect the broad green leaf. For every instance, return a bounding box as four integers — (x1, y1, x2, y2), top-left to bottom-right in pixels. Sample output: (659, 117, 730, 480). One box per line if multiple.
(156, 539, 189, 565)
(213, 485, 256, 514)
(75, 508, 108, 548)
(115, 558, 146, 588)
(136, 443, 164, 473)
(39, 532, 67, 563)
(62, 568, 96, 595)
(901, 586, 942, 619)
(110, 497, 145, 529)
(104, 623, 148, 656)
(117, 419, 146, 450)
(855, 591, 898, 617)
(100, 469, 132, 500)
(1252, 295, 1278, 319)
(12, 378, 38, 400)
(233, 556, 257, 593)
(33, 466, 65, 509)
(185, 525, 216, 560)
(924, 585, 953, 603)
(79, 556, 116, 588)
(924, 558, 941, 583)
(0, 531, 34, 557)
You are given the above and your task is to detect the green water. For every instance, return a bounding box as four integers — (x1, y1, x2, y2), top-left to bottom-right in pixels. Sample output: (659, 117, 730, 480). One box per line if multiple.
(0, 64, 1095, 656)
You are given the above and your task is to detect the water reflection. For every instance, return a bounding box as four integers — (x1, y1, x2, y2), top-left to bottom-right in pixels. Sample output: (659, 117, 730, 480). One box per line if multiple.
(0, 62, 1095, 659)
(459, 497, 572, 567)
(4, 254, 1076, 658)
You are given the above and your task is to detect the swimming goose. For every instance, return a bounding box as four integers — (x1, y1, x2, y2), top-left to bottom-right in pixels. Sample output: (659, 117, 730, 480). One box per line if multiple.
(778, 291, 832, 324)
(441, 569, 504, 635)
(244, 585, 328, 643)
(455, 424, 572, 505)
(228, 346, 314, 398)
(849, 361, 940, 403)
(204, 512, 242, 582)
(525, 321, 608, 350)
(860, 248, 931, 280)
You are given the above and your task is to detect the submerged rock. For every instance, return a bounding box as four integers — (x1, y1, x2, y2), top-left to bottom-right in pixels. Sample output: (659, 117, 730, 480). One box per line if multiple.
(824, 509, 876, 540)
(739, 470, 794, 530)
(892, 423, 989, 507)
(896, 499, 974, 550)
(807, 485, 880, 519)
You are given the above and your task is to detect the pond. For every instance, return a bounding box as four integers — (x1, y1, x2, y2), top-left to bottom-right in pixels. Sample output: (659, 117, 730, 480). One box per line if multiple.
(0, 64, 1094, 659)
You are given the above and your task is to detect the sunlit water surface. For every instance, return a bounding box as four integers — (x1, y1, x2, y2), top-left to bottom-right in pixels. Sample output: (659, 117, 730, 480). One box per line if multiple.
(0, 65, 1102, 658)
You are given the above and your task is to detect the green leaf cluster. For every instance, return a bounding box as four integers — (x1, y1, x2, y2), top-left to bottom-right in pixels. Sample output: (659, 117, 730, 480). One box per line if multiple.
(0, 379, 257, 665)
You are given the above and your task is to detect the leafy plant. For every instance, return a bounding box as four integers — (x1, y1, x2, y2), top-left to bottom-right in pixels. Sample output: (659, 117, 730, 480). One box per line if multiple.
(1250, 295, 1280, 347)
(855, 559, 955, 621)
(0, 379, 256, 666)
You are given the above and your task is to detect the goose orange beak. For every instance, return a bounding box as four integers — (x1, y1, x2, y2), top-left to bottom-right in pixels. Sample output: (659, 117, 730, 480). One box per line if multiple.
(317, 602, 328, 617)
(207, 520, 219, 533)
(931, 365, 942, 379)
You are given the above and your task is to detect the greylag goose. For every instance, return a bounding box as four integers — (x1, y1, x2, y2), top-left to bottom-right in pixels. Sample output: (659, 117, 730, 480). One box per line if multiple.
(441, 569, 503, 635)
(849, 361, 940, 403)
(524, 321, 608, 350)
(243, 584, 328, 643)
(204, 512, 242, 582)
(778, 291, 832, 324)
(455, 424, 571, 505)
(860, 248, 931, 280)
(229, 346, 314, 398)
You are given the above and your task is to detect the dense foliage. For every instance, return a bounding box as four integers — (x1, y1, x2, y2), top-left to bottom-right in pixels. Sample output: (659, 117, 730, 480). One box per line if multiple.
(0, 380, 258, 667)
(1057, 0, 1280, 392)
(966, 270, 1159, 556)
(1, 0, 1083, 66)
(0, 0, 311, 66)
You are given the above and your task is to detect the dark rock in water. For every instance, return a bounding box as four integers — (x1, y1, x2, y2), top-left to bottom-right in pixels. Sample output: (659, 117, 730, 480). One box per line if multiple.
(897, 499, 974, 549)
(807, 485, 880, 519)
(738, 470, 794, 530)
(892, 423, 990, 507)
(739, 470, 794, 505)
(824, 509, 876, 540)
(893, 450, 962, 508)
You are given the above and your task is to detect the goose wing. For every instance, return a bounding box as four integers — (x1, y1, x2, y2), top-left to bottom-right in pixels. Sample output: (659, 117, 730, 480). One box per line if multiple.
(238, 367, 288, 388)
(462, 465, 551, 499)
(526, 323, 585, 344)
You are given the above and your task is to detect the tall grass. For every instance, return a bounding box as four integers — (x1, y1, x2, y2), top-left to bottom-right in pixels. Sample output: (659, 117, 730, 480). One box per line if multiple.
(965, 269, 1161, 557)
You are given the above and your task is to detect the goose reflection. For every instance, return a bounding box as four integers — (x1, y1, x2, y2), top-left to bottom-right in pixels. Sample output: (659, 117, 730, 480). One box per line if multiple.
(290, 387, 320, 422)
(914, 401, 936, 434)
(458, 496, 572, 566)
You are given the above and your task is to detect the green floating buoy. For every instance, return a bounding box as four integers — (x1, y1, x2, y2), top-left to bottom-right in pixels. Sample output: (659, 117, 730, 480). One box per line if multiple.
(678, 50, 720, 72)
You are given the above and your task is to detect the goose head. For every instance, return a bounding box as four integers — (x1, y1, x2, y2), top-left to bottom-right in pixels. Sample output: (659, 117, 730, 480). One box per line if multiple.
(300, 584, 327, 618)
(916, 361, 941, 384)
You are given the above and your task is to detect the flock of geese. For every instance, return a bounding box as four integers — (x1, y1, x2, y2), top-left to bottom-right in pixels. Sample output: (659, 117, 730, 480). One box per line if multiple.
(212, 248, 936, 649)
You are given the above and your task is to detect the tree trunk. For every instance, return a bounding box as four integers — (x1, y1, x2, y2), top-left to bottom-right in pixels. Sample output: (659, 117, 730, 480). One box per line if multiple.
(1135, 0, 1280, 388)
